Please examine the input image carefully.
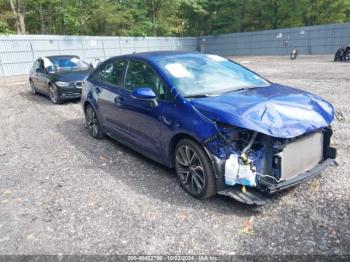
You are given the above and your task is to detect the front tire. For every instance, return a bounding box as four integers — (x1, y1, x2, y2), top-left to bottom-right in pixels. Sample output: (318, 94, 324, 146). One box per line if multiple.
(85, 105, 104, 139)
(345, 50, 350, 62)
(29, 80, 37, 95)
(49, 84, 61, 104)
(174, 139, 216, 199)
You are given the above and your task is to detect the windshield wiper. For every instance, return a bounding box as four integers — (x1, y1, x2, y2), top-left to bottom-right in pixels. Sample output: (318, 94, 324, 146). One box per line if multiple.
(185, 87, 259, 98)
(219, 86, 258, 95)
(184, 94, 208, 98)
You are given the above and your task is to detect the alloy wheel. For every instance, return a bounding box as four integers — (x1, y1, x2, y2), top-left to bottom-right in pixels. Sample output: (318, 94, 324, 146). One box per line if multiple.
(30, 80, 36, 95)
(346, 52, 350, 62)
(49, 85, 58, 104)
(175, 145, 206, 195)
(85, 106, 99, 137)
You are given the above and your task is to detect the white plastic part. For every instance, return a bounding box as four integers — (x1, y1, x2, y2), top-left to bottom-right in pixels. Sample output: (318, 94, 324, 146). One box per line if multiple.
(224, 154, 257, 187)
(224, 154, 240, 186)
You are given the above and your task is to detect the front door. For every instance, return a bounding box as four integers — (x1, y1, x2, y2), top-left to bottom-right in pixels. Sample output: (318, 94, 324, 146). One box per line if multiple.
(116, 60, 167, 156)
(32, 59, 47, 92)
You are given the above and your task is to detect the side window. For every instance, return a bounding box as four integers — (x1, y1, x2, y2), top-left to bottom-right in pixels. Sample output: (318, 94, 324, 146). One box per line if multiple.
(97, 60, 126, 86)
(124, 60, 166, 100)
(32, 61, 39, 71)
(35, 60, 45, 73)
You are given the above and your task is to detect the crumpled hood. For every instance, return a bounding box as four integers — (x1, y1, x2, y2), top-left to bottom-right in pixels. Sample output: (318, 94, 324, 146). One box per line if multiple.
(53, 68, 93, 82)
(190, 84, 335, 138)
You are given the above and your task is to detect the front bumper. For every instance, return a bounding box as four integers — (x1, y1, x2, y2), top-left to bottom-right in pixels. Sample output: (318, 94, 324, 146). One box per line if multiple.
(58, 86, 82, 100)
(208, 131, 337, 205)
(217, 157, 335, 205)
(205, 126, 337, 205)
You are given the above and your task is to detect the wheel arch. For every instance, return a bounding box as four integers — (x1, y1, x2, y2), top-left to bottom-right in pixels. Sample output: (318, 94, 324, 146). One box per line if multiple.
(168, 132, 226, 192)
(83, 99, 104, 127)
(167, 133, 202, 168)
(83, 100, 92, 113)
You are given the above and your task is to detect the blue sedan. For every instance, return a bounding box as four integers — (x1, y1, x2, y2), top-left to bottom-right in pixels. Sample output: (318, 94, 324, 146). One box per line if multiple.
(81, 51, 336, 205)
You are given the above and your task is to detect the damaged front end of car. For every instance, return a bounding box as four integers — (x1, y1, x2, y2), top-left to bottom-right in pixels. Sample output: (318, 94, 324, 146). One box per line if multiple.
(187, 84, 337, 205)
(202, 123, 337, 205)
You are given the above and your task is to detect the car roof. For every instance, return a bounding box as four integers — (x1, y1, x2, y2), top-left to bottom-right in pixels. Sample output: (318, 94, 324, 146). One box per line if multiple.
(121, 51, 201, 61)
(45, 55, 80, 59)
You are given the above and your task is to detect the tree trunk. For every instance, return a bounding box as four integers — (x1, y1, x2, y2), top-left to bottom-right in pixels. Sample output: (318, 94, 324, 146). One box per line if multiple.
(18, 12, 25, 33)
(151, 0, 157, 36)
(239, 0, 245, 32)
(39, 3, 45, 34)
(9, 0, 26, 34)
(309, 0, 318, 26)
(60, 0, 65, 34)
(272, 0, 278, 29)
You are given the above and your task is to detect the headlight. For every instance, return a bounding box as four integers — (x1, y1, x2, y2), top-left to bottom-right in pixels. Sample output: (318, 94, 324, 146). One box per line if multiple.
(55, 81, 70, 87)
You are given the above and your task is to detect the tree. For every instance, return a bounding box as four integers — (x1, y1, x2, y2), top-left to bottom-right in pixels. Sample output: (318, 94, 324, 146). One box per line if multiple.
(8, 0, 26, 33)
(0, 0, 349, 36)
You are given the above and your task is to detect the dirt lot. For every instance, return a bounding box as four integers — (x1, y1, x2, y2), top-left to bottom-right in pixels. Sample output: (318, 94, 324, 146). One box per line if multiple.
(0, 56, 349, 256)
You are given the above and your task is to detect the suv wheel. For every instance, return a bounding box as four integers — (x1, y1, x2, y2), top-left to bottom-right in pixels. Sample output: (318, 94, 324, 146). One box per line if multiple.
(174, 139, 216, 199)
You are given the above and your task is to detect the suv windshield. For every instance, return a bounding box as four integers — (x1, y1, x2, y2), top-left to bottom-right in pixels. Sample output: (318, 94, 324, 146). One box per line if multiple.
(156, 54, 270, 97)
(49, 57, 89, 71)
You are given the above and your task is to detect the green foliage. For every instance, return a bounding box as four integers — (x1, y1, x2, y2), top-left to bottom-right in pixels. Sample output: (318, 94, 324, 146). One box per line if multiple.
(0, 20, 11, 33)
(0, 0, 14, 33)
(0, 0, 349, 36)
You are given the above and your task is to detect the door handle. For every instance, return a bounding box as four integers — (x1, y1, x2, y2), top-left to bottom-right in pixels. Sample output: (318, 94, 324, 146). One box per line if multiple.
(114, 95, 124, 105)
(95, 86, 101, 94)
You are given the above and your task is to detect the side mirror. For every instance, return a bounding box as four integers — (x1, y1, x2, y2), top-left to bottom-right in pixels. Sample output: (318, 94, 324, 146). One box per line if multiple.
(131, 87, 158, 107)
(131, 87, 157, 100)
(46, 65, 55, 74)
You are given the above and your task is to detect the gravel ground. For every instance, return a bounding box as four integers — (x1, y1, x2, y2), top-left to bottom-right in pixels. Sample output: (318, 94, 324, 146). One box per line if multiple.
(0, 55, 349, 256)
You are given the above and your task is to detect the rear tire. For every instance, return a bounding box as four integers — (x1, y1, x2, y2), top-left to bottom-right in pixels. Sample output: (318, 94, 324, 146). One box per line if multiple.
(84, 104, 104, 139)
(49, 84, 61, 104)
(174, 138, 217, 199)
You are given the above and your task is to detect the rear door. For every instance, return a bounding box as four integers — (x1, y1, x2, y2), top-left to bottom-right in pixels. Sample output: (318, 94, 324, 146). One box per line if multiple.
(90, 59, 128, 135)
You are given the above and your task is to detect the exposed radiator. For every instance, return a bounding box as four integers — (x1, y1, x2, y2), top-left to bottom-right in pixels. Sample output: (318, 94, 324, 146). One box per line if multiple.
(280, 132, 324, 180)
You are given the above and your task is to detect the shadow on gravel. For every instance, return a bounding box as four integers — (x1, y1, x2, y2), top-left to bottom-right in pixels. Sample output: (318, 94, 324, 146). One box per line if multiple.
(56, 118, 264, 216)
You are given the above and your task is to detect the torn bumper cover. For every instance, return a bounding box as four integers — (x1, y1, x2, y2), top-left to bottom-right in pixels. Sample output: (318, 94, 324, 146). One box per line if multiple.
(203, 127, 336, 205)
(217, 157, 334, 206)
